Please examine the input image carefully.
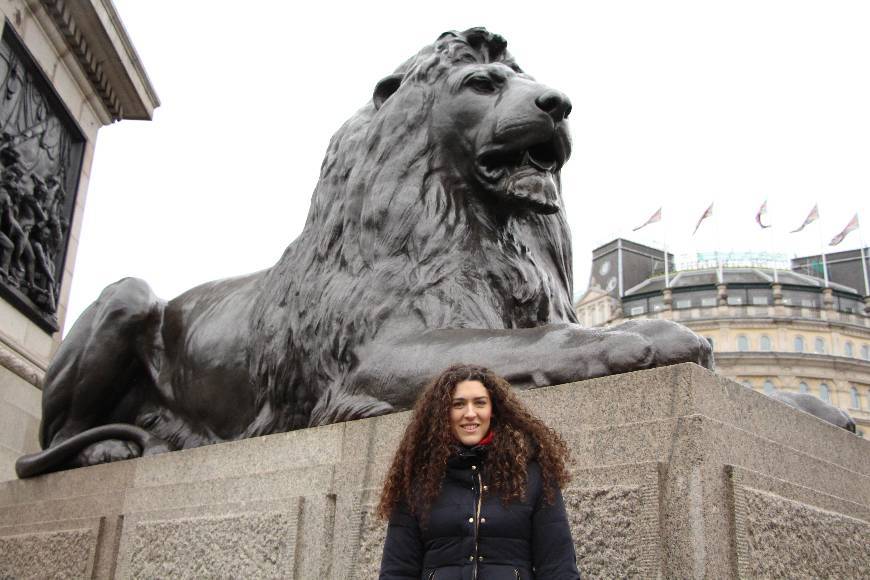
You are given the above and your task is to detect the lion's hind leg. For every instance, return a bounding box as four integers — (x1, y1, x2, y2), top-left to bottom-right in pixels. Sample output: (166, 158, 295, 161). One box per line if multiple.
(39, 277, 165, 459)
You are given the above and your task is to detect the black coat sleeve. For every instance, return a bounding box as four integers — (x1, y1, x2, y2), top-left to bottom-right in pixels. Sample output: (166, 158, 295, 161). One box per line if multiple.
(531, 485, 581, 579)
(379, 502, 423, 580)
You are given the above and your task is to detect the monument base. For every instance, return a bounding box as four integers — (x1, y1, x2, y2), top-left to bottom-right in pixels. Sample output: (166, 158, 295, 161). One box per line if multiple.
(1, 364, 868, 578)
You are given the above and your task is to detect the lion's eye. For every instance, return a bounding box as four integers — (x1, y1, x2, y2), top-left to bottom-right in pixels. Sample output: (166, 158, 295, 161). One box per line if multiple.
(465, 76, 498, 94)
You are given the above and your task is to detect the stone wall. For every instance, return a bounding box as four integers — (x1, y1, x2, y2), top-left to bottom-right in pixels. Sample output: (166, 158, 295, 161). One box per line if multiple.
(1, 364, 868, 578)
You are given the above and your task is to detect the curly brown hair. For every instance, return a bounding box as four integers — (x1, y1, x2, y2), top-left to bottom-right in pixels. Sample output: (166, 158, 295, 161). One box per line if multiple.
(377, 364, 571, 522)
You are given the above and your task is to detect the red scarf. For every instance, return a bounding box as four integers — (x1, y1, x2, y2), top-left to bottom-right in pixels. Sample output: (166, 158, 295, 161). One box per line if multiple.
(476, 430, 494, 446)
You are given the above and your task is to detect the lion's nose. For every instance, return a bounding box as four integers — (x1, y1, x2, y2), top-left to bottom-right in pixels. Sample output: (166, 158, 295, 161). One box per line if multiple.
(535, 90, 572, 121)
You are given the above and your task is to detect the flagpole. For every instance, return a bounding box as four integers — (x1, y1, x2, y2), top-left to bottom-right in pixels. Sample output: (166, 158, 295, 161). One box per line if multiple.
(714, 204, 723, 284)
(771, 220, 779, 283)
(663, 212, 670, 288)
(617, 238, 624, 298)
(816, 216, 829, 287)
(859, 213, 869, 296)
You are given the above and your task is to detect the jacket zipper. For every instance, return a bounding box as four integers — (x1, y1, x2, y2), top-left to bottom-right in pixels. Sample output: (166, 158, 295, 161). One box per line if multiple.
(426, 570, 436, 580)
(472, 471, 483, 580)
(514, 568, 521, 580)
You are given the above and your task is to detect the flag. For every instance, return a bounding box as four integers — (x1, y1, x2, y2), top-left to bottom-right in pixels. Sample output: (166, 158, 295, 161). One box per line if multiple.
(829, 214, 859, 246)
(633, 207, 662, 231)
(790, 204, 819, 233)
(692, 203, 713, 235)
(755, 200, 770, 229)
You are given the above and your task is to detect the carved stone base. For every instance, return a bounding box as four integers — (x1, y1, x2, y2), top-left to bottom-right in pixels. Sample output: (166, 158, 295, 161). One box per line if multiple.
(0, 364, 868, 578)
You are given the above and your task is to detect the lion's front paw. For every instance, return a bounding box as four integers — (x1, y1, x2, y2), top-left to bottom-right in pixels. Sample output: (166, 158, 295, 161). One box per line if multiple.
(74, 439, 141, 467)
(612, 319, 714, 371)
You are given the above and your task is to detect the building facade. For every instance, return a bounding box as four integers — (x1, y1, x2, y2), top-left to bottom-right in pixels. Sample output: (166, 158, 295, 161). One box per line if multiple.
(575, 240, 870, 436)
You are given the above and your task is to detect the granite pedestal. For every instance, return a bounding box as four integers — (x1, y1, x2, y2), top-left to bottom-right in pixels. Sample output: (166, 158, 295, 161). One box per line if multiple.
(1, 364, 868, 578)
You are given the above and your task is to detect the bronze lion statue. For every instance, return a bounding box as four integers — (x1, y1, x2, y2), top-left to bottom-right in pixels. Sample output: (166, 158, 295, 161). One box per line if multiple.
(17, 28, 712, 478)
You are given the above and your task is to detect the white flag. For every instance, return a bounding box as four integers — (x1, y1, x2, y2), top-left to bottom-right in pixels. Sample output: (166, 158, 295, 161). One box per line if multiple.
(693, 203, 713, 235)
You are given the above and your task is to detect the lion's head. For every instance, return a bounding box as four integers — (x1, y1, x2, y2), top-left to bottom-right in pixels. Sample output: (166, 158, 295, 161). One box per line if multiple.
(373, 29, 573, 215)
(251, 29, 577, 417)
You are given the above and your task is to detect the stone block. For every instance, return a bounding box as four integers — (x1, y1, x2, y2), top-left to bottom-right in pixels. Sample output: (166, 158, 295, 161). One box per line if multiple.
(22, 323, 54, 362)
(122, 465, 334, 513)
(730, 466, 870, 578)
(117, 500, 303, 579)
(0, 445, 19, 482)
(75, 93, 100, 142)
(130, 422, 344, 488)
(0, 299, 29, 346)
(0, 402, 38, 455)
(0, 517, 101, 579)
(18, 13, 61, 85)
(0, 366, 41, 417)
(0, 367, 40, 481)
(50, 54, 87, 126)
(565, 462, 662, 578)
(78, 120, 98, 178)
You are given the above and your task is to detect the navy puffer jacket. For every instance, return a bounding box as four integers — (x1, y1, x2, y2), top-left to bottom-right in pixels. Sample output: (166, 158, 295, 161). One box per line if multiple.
(379, 445, 580, 580)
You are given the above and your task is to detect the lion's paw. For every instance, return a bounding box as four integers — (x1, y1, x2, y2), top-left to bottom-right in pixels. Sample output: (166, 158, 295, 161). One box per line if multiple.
(610, 319, 714, 371)
(75, 439, 141, 467)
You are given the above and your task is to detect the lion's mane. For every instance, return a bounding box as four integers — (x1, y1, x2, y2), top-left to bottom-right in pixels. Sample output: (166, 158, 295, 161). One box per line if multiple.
(248, 29, 576, 430)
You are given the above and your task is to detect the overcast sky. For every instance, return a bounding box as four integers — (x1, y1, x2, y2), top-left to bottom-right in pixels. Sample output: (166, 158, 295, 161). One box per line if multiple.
(65, 0, 870, 333)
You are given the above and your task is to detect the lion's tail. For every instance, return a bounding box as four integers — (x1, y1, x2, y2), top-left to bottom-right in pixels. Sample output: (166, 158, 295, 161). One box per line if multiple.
(16, 423, 171, 479)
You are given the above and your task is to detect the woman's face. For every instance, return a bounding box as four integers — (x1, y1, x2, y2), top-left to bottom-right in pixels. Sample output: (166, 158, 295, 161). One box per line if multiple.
(450, 380, 492, 446)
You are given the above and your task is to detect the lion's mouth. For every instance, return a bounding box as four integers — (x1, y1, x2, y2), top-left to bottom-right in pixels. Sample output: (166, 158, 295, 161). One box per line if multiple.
(478, 141, 560, 180)
(476, 139, 563, 214)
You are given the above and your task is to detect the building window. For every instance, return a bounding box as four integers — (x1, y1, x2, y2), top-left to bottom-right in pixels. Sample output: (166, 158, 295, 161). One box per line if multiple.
(737, 335, 749, 351)
(794, 336, 805, 352)
(851, 386, 861, 409)
(705, 337, 714, 351)
(763, 380, 775, 395)
(751, 295, 769, 306)
(760, 335, 771, 351)
(814, 338, 825, 354)
(862, 345, 870, 360)
(819, 383, 831, 403)
(798, 382, 809, 394)
(630, 305, 645, 316)
(701, 296, 717, 307)
(727, 296, 744, 306)
(845, 341, 854, 357)
(675, 299, 691, 309)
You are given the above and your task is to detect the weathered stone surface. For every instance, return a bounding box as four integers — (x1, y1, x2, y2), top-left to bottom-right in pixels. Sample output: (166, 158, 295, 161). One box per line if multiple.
(567, 486, 647, 577)
(126, 511, 298, 579)
(0, 527, 95, 578)
(735, 486, 870, 578)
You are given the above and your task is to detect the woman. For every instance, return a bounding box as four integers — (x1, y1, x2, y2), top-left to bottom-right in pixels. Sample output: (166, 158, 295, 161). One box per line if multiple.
(378, 364, 580, 580)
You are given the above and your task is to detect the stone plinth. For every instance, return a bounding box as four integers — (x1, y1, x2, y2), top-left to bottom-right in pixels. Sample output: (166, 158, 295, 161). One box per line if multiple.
(1, 364, 868, 578)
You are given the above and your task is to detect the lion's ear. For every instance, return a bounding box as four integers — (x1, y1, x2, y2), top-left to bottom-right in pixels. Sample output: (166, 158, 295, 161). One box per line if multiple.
(373, 74, 403, 110)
